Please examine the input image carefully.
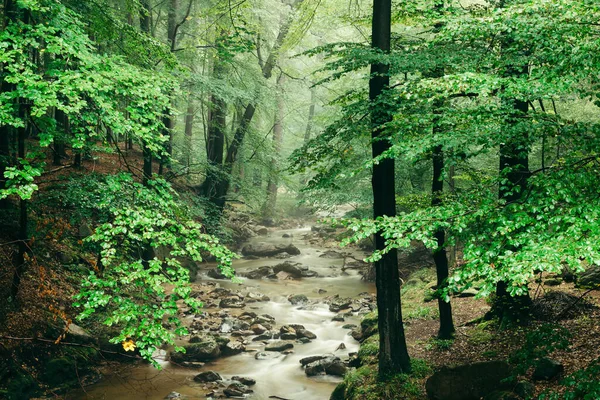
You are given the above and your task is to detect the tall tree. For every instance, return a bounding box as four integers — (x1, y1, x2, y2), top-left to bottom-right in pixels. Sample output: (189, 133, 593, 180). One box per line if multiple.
(140, 0, 153, 185)
(370, 0, 411, 378)
(264, 73, 286, 218)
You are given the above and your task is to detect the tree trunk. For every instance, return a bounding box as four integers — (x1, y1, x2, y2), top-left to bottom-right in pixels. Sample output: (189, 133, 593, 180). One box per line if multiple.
(432, 145, 455, 339)
(264, 74, 286, 218)
(140, 0, 152, 185)
(11, 7, 30, 299)
(304, 87, 316, 143)
(184, 93, 194, 167)
(0, 0, 14, 210)
(492, 96, 532, 324)
(370, 0, 411, 378)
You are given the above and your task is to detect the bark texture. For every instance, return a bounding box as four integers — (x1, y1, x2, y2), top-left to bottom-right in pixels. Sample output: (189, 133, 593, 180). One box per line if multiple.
(370, 0, 411, 378)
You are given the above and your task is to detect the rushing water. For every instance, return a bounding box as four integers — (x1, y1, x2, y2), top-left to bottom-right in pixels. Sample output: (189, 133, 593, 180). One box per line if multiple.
(67, 227, 375, 400)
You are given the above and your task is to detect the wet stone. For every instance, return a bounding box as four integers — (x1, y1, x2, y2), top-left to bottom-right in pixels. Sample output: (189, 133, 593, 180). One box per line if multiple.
(194, 370, 222, 383)
(232, 376, 256, 386)
(265, 341, 294, 352)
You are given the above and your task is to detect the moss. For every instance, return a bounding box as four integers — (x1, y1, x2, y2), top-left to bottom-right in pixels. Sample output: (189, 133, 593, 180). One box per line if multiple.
(360, 311, 379, 340)
(357, 334, 379, 365)
(468, 320, 497, 345)
(336, 360, 432, 400)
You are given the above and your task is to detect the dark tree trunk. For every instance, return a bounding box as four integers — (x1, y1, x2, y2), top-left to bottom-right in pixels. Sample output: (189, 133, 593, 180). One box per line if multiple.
(11, 6, 30, 299)
(492, 96, 532, 324)
(432, 145, 455, 339)
(0, 0, 14, 210)
(370, 0, 411, 378)
(199, 50, 227, 206)
(140, 0, 152, 184)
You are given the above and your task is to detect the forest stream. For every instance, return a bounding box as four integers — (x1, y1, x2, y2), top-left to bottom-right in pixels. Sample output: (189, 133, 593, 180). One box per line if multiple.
(68, 226, 374, 400)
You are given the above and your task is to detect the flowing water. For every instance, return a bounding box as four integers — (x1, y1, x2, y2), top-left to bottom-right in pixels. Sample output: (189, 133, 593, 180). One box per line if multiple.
(68, 227, 375, 400)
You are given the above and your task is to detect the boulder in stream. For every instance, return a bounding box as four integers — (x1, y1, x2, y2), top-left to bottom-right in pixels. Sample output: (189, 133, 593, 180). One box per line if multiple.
(296, 329, 317, 340)
(243, 266, 273, 279)
(288, 294, 309, 305)
(193, 370, 222, 383)
(265, 341, 294, 352)
(170, 340, 221, 363)
(319, 250, 344, 259)
(232, 376, 256, 386)
(207, 268, 231, 280)
(224, 382, 253, 397)
(304, 356, 348, 377)
(273, 261, 317, 278)
(219, 296, 245, 308)
(241, 243, 301, 257)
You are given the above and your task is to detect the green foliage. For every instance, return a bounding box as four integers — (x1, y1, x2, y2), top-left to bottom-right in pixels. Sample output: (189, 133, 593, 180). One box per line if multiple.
(71, 174, 236, 365)
(0, 0, 174, 201)
(293, 0, 600, 305)
(540, 359, 600, 400)
(509, 324, 571, 376)
(425, 338, 454, 351)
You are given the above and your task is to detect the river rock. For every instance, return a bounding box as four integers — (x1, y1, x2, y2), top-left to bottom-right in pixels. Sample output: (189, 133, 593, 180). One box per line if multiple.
(222, 340, 246, 356)
(193, 371, 222, 383)
(273, 261, 316, 278)
(232, 376, 256, 386)
(300, 355, 327, 366)
(246, 292, 270, 302)
(219, 297, 245, 308)
(265, 341, 294, 352)
(319, 250, 344, 259)
(274, 252, 292, 259)
(288, 294, 309, 305)
(254, 351, 279, 360)
(179, 361, 205, 368)
(244, 266, 272, 279)
(224, 382, 253, 397)
(207, 268, 230, 280)
(296, 329, 317, 340)
(252, 332, 273, 341)
(170, 341, 221, 363)
(532, 358, 564, 381)
(241, 243, 301, 257)
(425, 361, 512, 400)
(329, 297, 352, 312)
(304, 356, 347, 377)
(165, 392, 182, 399)
(251, 324, 268, 334)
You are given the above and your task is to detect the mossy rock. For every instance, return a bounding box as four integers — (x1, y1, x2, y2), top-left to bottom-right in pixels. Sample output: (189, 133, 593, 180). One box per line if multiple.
(330, 382, 347, 400)
(357, 334, 379, 365)
(41, 357, 80, 387)
(360, 312, 379, 341)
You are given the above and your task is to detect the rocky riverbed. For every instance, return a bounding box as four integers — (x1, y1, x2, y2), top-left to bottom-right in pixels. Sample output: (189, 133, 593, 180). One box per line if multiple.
(67, 226, 375, 400)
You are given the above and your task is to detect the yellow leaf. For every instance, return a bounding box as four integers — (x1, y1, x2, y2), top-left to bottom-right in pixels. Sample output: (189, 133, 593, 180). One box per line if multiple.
(122, 339, 136, 352)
